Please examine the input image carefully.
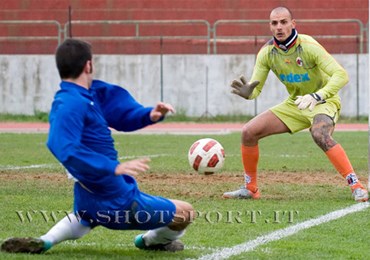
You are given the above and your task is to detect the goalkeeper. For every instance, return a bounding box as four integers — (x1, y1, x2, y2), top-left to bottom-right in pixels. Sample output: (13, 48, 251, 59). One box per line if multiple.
(223, 6, 368, 202)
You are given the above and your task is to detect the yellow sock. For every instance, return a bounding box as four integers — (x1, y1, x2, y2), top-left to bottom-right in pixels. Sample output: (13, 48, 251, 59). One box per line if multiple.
(241, 144, 259, 193)
(325, 144, 364, 190)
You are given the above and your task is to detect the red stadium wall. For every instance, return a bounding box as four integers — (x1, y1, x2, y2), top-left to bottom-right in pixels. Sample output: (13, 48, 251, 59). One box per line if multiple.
(0, 0, 368, 54)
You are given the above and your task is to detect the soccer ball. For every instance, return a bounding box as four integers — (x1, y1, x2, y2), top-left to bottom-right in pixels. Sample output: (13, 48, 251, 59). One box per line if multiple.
(188, 138, 225, 175)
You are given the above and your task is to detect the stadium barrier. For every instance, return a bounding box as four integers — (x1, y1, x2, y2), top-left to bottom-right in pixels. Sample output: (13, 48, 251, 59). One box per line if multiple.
(0, 19, 367, 118)
(0, 20, 62, 54)
(63, 20, 212, 54)
(0, 19, 367, 54)
(213, 19, 365, 54)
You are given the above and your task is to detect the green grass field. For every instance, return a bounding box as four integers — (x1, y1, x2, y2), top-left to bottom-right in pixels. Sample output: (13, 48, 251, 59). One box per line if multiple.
(0, 131, 369, 259)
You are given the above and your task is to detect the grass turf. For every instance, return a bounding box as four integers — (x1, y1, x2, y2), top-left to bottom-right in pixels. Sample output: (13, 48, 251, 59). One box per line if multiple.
(0, 131, 369, 259)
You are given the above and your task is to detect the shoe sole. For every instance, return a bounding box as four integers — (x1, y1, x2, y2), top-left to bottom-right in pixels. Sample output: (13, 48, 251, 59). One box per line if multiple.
(355, 197, 369, 202)
(1, 237, 45, 254)
(139, 241, 184, 252)
(222, 192, 260, 199)
(135, 235, 184, 252)
(162, 240, 184, 252)
(353, 189, 369, 202)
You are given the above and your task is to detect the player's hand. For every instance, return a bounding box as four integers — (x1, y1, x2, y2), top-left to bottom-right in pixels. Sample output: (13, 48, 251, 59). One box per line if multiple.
(294, 93, 324, 111)
(150, 102, 176, 122)
(115, 158, 151, 177)
(230, 75, 260, 99)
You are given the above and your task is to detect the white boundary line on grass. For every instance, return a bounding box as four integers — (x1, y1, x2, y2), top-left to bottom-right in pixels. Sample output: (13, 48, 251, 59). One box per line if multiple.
(193, 202, 370, 260)
(0, 163, 57, 170)
(0, 154, 171, 171)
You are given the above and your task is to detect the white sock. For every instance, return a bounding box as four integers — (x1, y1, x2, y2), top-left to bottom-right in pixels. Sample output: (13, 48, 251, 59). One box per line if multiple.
(142, 226, 185, 246)
(40, 213, 91, 245)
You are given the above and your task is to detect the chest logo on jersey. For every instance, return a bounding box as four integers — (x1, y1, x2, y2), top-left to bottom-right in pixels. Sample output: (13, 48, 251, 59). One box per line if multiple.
(279, 72, 310, 83)
(296, 57, 303, 67)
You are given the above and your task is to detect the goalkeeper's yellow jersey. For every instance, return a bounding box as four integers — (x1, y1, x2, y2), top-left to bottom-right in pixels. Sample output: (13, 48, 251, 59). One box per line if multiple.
(249, 34, 348, 104)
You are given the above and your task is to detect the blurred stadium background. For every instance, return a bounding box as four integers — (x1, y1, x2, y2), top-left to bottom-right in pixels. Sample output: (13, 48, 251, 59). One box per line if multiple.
(0, 0, 368, 118)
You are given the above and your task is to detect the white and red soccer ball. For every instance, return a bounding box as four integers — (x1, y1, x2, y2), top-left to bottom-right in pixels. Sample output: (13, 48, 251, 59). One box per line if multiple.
(188, 138, 225, 175)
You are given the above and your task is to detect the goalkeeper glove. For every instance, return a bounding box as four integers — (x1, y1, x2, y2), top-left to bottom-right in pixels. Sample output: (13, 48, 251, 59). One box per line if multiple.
(230, 75, 260, 99)
(294, 93, 325, 111)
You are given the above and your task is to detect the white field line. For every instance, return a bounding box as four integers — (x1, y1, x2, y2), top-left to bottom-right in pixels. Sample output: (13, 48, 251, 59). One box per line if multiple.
(118, 153, 172, 160)
(0, 154, 171, 171)
(192, 202, 369, 260)
(0, 163, 58, 170)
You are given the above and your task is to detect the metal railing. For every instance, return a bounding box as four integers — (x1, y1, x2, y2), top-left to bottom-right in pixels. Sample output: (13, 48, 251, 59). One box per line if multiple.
(0, 20, 63, 45)
(213, 19, 365, 54)
(0, 19, 367, 55)
(64, 20, 212, 54)
(365, 22, 369, 53)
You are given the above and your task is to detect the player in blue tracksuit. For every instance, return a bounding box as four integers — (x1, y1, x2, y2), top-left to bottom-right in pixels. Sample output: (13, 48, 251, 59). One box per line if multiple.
(1, 38, 194, 254)
(48, 79, 179, 230)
